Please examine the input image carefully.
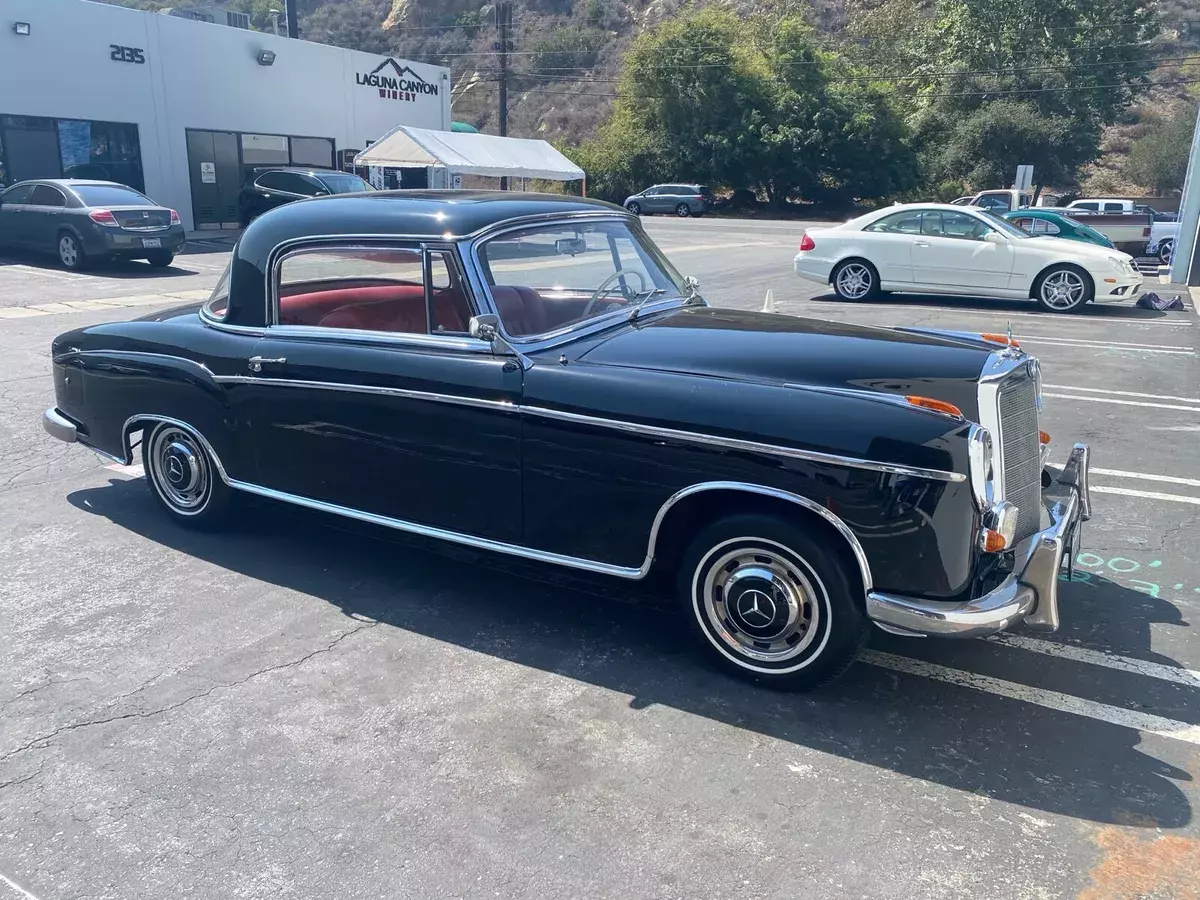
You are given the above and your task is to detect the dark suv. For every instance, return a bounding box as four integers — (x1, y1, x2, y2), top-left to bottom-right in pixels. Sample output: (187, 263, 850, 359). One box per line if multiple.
(238, 167, 374, 226)
(623, 184, 715, 217)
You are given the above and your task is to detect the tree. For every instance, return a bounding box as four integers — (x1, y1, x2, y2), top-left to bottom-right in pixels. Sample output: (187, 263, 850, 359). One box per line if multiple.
(301, 0, 392, 52)
(848, 0, 1160, 190)
(1125, 104, 1196, 194)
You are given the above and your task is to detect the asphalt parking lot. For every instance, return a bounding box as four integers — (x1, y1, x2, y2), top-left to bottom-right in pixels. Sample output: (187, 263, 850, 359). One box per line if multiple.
(1, 216, 1198, 900)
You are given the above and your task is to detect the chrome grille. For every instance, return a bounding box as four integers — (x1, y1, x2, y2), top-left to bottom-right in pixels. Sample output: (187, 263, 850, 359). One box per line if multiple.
(997, 374, 1041, 542)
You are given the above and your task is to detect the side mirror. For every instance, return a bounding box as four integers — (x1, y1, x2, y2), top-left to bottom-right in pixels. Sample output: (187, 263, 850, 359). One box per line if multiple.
(469, 314, 500, 343)
(983, 231, 1006, 244)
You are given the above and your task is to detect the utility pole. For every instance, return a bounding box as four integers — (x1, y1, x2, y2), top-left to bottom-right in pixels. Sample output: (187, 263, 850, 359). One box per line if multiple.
(284, 0, 299, 39)
(495, 0, 511, 189)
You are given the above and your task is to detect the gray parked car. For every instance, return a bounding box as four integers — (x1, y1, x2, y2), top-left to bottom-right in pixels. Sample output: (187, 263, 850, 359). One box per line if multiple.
(0, 179, 185, 270)
(624, 183, 715, 217)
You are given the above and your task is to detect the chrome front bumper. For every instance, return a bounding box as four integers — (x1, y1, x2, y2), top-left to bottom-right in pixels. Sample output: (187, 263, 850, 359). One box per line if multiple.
(866, 442, 1091, 638)
(43, 407, 78, 444)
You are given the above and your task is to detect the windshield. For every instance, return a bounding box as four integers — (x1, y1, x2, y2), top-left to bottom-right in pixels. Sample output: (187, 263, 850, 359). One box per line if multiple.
(977, 210, 1031, 239)
(477, 219, 690, 338)
(317, 174, 372, 194)
(73, 184, 153, 207)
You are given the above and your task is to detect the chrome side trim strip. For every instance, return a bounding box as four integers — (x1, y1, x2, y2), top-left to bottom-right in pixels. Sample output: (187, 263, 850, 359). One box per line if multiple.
(210, 375, 517, 413)
(523, 405, 967, 483)
(61, 349, 214, 375)
(108, 414, 877, 589)
(226, 478, 646, 579)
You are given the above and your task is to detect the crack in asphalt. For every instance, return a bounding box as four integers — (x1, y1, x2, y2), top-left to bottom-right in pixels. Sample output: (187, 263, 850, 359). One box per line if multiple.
(0, 622, 379, 767)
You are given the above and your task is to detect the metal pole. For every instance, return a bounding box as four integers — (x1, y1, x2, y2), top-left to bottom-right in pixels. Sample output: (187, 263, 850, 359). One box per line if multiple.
(1169, 102, 1200, 284)
(497, 1, 510, 190)
(284, 0, 299, 39)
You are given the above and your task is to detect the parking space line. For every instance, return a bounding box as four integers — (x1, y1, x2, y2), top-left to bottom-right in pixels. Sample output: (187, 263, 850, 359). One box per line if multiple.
(987, 634, 1200, 686)
(1090, 468, 1200, 488)
(0, 871, 45, 900)
(793, 303, 1194, 325)
(1018, 335, 1193, 350)
(1090, 485, 1200, 505)
(861, 650, 1200, 745)
(1018, 337, 1196, 356)
(1045, 384, 1200, 404)
(1044, 392, 1200, 412)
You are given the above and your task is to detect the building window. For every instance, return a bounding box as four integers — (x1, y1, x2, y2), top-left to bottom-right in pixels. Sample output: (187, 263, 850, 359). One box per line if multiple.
(290, 137, 335, 168)
(0, 115, 143, 192)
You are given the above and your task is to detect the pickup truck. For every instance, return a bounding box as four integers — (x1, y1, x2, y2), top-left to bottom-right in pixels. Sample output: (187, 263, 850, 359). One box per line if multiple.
(1054, 207, 1152, 256)
(1147, 221, 1178, 263)
(964, 189, 1034, 214)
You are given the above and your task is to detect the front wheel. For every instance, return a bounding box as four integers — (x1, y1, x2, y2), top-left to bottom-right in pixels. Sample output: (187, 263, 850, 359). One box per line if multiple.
(831, 259, 879, 302)
(625, 201, 641, 215)
(675, 203, 692, 217)
(677, 514, 868, 691)
(142, 422, 232, 529)
(1033, 264, 1092, 313)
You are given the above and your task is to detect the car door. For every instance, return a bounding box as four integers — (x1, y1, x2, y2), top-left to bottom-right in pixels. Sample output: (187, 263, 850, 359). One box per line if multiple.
(910, 210, 1015, 293)
(857, 210, 921, 284)
(26, 183, 68, 252)
(0, 183, 36, 248)
(640, 186, 663, 213)
(241, 240, 524, 542)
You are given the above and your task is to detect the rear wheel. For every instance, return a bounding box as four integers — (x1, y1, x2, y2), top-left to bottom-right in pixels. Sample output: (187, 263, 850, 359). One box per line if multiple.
(1159, 238, 1174, 265)
(146, 251, 175, 268)
(57, 232, 86, 270)
(677, 514, 867, 691)
(831, 259, 879, 302)
(1033, 264, 1092, 313)
(142, 422, 232, 529)
(675, 203, 692, 217)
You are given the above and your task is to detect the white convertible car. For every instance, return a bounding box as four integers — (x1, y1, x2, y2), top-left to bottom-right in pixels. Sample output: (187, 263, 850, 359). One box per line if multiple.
(794, 203, 1143, 313)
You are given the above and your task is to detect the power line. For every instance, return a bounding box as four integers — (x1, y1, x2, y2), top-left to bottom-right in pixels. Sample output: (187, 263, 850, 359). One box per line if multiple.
(461, 75, 1200, 101)
(510, 55, 1200, 85)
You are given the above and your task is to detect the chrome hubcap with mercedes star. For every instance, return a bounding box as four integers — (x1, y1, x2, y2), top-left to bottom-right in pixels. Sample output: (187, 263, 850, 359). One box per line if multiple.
(42, 190, 1092, 691)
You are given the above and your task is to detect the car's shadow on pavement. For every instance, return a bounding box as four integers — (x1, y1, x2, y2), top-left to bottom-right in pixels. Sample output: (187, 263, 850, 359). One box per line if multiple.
(69, 479, 1196, 829)
(806, 291, 1183, 320)
(0, 250, 200, 278)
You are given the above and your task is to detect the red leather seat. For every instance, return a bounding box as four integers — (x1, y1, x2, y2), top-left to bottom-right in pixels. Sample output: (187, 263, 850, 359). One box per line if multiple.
(277, 283, 471, 335)
(491, 285, 548, 337)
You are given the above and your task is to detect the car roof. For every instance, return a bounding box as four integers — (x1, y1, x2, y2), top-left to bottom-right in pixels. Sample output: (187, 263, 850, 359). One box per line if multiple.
(4, 178, 130, 188)
(224, 190, 627, 328)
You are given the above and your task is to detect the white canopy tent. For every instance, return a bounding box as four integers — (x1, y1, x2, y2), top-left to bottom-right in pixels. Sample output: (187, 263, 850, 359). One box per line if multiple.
(354, 124, 586, 191)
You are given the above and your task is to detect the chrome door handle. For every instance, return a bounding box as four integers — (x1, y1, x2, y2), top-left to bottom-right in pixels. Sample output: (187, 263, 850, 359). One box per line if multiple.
(914, 240, 931, 247)
(248, 356, 286, 372)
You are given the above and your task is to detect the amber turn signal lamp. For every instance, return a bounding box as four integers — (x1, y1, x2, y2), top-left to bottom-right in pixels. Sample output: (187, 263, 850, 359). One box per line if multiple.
(905, 396, 963, 417)
(980, 333, 1021, 348)
(981, 529, 1009, 553)
(1039, 430, 1051, 445)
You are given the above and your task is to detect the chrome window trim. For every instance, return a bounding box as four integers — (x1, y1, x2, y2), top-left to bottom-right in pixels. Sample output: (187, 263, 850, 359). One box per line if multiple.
(112, 412, 875, 589)
(522, 405, 966, 482)
(210, 375, 515, 412)
(263, 324, 494, 353)
(462, 213, 696, 351)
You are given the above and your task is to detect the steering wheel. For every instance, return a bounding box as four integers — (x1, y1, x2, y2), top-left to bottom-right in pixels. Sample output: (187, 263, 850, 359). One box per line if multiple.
(582, 268, 647, 317)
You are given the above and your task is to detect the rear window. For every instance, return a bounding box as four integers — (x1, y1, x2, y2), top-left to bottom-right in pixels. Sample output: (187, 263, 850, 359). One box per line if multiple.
(73, 185, 153, 207)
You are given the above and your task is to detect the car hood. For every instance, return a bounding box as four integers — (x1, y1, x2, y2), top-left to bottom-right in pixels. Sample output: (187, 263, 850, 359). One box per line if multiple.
(576, 307, 998, 416)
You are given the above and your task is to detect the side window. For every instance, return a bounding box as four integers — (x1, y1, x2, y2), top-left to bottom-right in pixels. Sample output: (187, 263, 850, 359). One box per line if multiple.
(939, 211, 987, 240)
(865, 211, 924, 234)
(30, 185, 66, 207)
(1035, 219, 1061, 235)
(280, 173, 322, 196)
(644, 187, 661, 196)
(1, 184, 35, 205)
(1073, 201, 1098, 211)
(1012, 217, 1035, 231)
(1102, 202, 1124, 212)
(976, 194, 1009, 212)
(275, 246, 470, 336)
(255, 172, 288, 191)
(205, 263, 231, 320)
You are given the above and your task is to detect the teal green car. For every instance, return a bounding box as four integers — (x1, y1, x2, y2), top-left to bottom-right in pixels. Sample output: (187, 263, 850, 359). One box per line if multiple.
(1003, 209, 1115, 249)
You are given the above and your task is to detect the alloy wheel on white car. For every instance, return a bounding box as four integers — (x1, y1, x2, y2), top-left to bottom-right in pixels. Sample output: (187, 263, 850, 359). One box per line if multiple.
(1160, 239, 1174, 265)
(1035, 266, 1090, 313)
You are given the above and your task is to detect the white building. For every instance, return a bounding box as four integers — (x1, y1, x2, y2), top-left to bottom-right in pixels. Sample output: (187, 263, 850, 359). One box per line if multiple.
(0, 0, 451, 230)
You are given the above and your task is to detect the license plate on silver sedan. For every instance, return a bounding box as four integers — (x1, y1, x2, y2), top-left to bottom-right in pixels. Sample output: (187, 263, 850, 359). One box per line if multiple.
(142, 238, 162, 249)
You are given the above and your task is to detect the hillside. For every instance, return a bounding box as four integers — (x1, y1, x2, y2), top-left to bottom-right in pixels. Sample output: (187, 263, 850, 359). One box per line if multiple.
(98, 0, 1197, 195)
